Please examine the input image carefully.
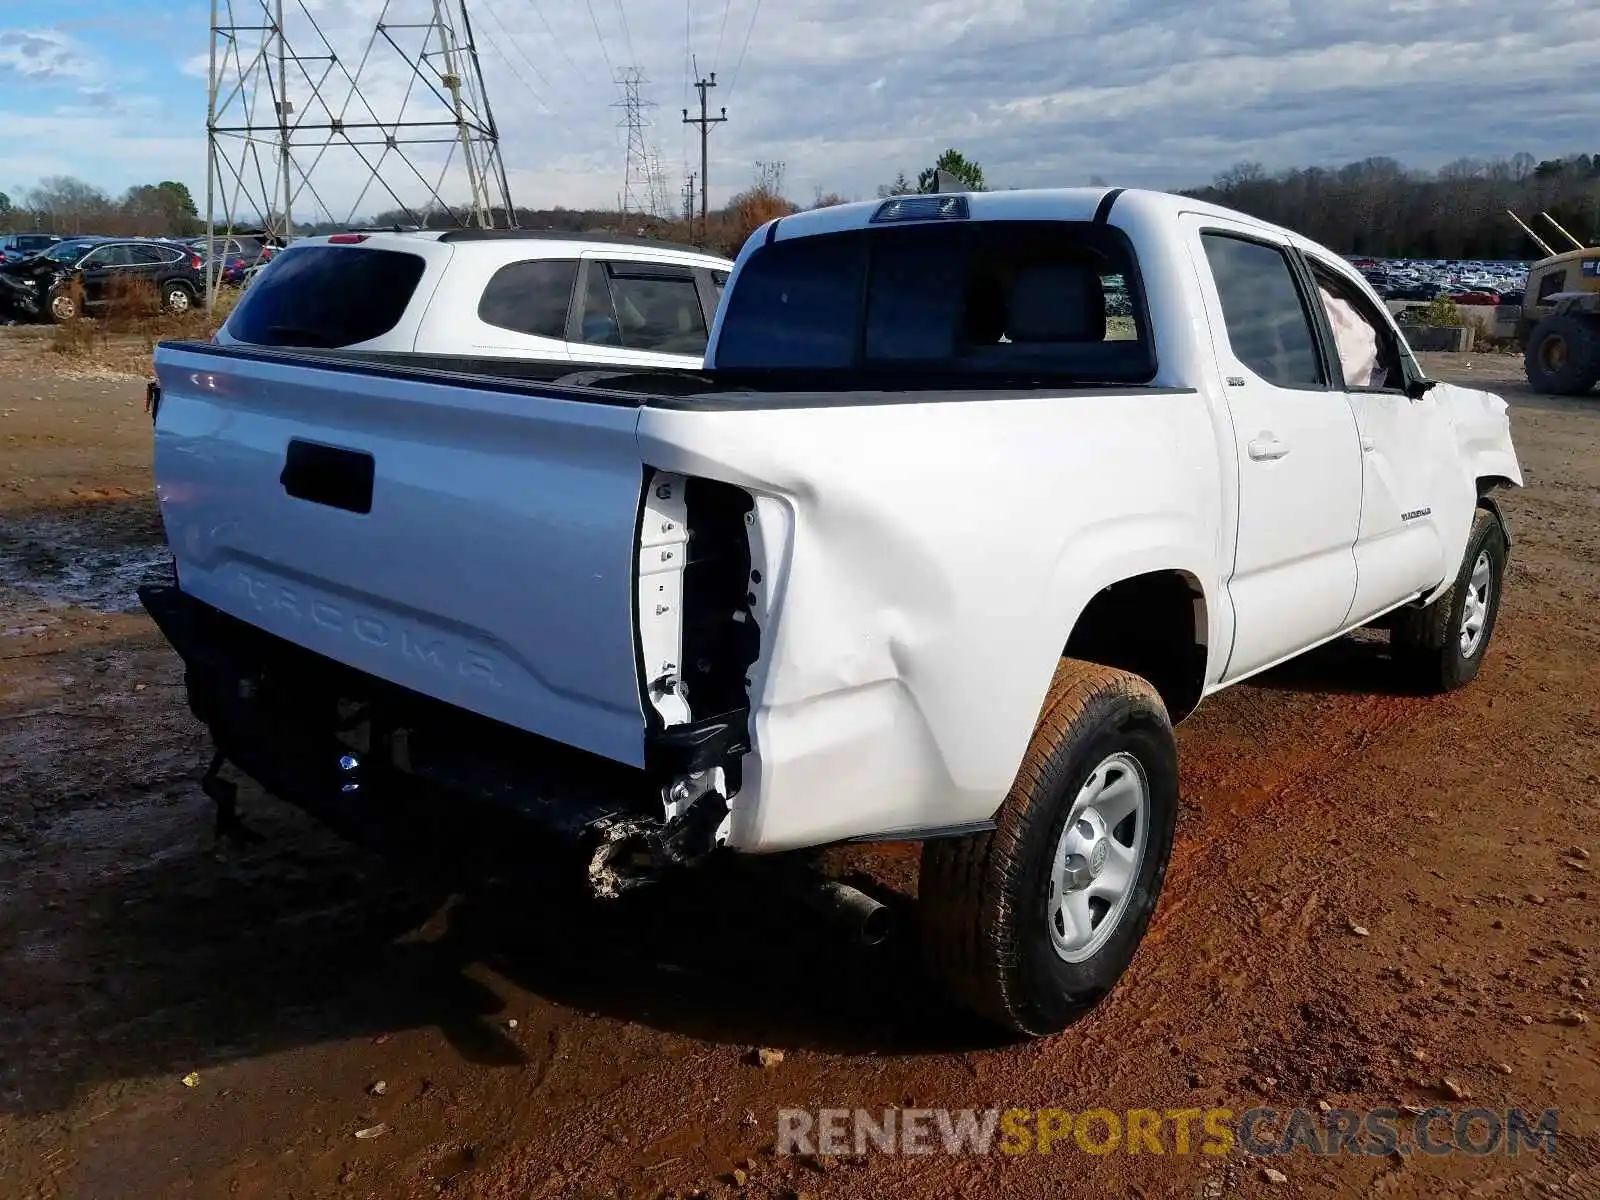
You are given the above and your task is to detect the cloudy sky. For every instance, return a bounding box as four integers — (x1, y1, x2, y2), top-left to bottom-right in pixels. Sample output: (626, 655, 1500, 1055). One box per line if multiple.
(2, 0, 1598, 222)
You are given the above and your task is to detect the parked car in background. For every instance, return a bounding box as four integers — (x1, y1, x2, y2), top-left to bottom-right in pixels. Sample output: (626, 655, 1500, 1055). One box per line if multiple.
(189, 235, 282, 286)
(0, 233, 64, 265)
(217, 229, 734, 369)
(0, 236, 205, 321)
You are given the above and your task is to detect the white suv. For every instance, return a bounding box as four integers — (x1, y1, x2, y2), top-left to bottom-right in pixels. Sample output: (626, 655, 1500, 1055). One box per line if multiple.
(217, 229, 734, 370)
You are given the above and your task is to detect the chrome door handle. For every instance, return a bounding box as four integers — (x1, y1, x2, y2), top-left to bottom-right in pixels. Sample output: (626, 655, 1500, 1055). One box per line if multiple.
(1247, 435, 1290, 461)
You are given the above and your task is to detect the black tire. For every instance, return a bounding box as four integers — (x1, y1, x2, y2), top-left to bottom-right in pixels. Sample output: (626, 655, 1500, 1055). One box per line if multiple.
(1523, 314, 1600, 396)
(919, 659, 1178, 1037)
(1391, 507, 1508, 693)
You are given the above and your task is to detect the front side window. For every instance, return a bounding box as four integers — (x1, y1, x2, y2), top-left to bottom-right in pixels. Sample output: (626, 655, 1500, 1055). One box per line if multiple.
(1200, 233, 1325, 389)
(478, 258, 578, 339)
(1536, 269, 1568, 303)
(1305, 258, 1403, 391)
(80, 245, 132, 268)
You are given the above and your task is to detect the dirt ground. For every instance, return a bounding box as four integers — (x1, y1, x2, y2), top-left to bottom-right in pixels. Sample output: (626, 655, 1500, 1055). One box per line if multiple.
(0, 342, 1595, 1200)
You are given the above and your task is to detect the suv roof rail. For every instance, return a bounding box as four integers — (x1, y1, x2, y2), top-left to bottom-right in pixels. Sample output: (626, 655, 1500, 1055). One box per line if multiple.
(434, 228, 710, 255)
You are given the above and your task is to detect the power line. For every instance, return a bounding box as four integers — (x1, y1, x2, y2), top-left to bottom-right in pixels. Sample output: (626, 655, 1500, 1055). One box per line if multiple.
(479, 22, 555, 115)
(478, 0, 560, 103)
(725, 0, 762, 97)
(612, 0, 636, 67)
(583, 0, 614, 80)
(525, 0, 582, 76)
(711, 0, 733, 73)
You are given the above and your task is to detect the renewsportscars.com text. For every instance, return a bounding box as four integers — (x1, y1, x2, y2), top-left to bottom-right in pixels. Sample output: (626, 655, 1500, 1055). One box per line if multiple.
(777, 1106, 1560, 1158)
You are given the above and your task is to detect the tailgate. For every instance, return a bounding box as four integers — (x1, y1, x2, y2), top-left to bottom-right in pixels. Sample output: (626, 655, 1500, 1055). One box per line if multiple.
(151, 344, 650, 767)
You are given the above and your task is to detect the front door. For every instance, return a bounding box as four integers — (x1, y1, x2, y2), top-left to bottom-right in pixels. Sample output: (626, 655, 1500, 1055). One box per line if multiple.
(1183, 217, 1365, 681)
(74, 243, 126, 306)
(1298, 250, 1451, 620)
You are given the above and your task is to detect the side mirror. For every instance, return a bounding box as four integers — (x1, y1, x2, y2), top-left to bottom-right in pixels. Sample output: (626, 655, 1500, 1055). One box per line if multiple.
(1405, 376, 1437, 401)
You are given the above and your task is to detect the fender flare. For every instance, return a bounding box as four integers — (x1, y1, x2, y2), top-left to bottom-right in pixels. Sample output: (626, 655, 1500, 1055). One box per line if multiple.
(1476, 491, 1513, 549)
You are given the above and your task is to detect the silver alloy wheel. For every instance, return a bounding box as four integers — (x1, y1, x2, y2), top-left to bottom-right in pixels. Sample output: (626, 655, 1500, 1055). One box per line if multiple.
(50, 293, 76, 321)
(1048, 751, 1150, 963)
(1459, 549, 1493, 658)
(166, 288, 191, 313)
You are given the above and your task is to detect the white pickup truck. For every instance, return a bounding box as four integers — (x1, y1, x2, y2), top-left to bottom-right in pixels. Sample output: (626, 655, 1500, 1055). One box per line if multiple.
(141, 187, 1522, 1037)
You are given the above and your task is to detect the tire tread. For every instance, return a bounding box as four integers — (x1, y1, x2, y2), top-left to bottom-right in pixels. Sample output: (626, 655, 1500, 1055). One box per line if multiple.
(921, 659, 1165, 1034)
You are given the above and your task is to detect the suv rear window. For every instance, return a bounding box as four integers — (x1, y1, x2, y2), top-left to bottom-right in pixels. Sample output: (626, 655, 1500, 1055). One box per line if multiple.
(226, 245, 427, 347)
(714, 220, 1153, 382)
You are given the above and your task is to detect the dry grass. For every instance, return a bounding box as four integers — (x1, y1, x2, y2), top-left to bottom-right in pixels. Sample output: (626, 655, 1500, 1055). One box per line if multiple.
(43, 280, 238, 377)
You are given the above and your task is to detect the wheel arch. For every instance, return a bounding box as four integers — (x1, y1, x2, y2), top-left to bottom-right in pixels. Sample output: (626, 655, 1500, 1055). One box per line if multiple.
(1061, 567, 1212, 724)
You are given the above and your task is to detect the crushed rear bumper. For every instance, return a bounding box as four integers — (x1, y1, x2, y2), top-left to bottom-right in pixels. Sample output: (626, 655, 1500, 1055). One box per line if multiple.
(139, 583, 723, 887)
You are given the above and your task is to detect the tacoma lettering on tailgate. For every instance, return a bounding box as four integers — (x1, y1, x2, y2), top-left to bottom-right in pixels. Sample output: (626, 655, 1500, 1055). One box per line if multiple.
(229, 567, 503, 688)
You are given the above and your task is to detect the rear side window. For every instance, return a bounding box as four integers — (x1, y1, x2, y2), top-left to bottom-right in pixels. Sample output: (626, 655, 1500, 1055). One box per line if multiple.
(1200, 234, 1324, 389)
(579, 261, 709, 355)
(715, 220, 1152, 381)
(227, 245, 427, 348)
(130, 244, 177, 265)
(478, 258, 578, 339)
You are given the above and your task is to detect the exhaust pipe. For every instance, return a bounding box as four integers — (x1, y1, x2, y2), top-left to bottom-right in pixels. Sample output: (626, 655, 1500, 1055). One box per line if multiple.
(791, 878, 895, 946)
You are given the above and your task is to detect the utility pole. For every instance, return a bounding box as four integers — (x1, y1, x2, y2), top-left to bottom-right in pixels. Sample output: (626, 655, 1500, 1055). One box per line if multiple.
(682, 172, 696, 226)
(682, 72, 726, 243)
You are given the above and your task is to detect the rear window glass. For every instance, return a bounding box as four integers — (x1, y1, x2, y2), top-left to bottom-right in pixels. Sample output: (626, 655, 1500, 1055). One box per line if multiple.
(226, 245, 427, 348)
(478, 257, 578, 339)
(715, 220, 1152, 381)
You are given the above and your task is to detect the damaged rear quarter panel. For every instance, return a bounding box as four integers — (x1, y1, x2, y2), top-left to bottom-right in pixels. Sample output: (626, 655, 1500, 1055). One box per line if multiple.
(636, 389, 1223, 852)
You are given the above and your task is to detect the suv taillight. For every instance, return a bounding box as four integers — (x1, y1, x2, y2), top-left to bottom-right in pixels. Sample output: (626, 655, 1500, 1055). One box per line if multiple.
(190, 253, 203, 270)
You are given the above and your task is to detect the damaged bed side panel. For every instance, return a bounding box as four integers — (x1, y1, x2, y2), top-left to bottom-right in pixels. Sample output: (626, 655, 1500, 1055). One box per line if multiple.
(636, 388, 1225, 853)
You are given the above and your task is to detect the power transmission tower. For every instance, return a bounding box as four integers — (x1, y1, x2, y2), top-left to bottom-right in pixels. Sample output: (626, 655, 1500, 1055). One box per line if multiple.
(754, 159, 785, 196)
(682, 72, 727, 242)
(615, 67, 658, 218)
(205, 0, 515, 310)
(645, 151, 672, 221)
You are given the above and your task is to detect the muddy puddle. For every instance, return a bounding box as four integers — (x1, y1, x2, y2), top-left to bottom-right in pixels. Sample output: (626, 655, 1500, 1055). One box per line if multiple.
(0, 510, 171, 615)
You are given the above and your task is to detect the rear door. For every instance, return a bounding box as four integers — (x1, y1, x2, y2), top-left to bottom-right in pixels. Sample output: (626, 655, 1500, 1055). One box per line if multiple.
(414, 252, 577, 361)
(128, 243, 177, 287)
(1183, 216, 1365, 681)
(569, 254, 711, 368)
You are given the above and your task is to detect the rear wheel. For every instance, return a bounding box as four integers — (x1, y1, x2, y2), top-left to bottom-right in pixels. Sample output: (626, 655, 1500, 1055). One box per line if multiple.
(1392, 507, 1508, 692)
(163, 284, 194, 314)
(1523, 314, 1600, 396)
(920, 659, 1178, 1037)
